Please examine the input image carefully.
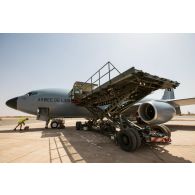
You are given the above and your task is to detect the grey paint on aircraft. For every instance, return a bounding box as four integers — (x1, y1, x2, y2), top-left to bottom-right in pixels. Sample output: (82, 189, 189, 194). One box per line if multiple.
(15, 89, 92, 119)
(6, 88, 195, 124)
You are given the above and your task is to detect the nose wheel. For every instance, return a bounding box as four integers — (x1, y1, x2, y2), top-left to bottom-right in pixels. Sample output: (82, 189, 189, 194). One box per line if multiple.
(51, 121, 58, 129)
(50, 119, 65, 129)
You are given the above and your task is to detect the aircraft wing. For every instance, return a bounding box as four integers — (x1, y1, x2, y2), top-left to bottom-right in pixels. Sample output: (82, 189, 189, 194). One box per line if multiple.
(166, 98, 195, 106)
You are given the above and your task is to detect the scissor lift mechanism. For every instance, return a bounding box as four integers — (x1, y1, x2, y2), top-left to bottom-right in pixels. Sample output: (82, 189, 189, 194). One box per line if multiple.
(70, 62, 179, 151)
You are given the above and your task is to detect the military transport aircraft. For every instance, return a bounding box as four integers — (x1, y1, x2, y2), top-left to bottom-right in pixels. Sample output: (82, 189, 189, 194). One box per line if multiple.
(6, 62, 195, 152)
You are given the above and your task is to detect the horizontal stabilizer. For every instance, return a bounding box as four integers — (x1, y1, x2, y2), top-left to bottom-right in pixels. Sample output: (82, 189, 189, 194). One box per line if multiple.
(168, 98, 195, 106)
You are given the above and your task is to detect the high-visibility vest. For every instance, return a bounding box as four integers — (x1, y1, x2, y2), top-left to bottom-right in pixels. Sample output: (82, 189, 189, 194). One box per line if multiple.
(18, 118, 26, 124)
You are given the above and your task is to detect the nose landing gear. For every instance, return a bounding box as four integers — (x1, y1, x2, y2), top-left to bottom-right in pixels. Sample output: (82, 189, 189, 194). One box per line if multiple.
(50, 119, 65, 129)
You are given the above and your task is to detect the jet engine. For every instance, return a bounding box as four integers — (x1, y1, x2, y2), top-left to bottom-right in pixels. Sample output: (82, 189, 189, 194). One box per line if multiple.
(138, 101, 176, 125)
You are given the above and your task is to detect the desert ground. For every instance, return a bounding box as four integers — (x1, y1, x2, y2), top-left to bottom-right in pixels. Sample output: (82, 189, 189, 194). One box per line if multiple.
(0, 116, 195, 163)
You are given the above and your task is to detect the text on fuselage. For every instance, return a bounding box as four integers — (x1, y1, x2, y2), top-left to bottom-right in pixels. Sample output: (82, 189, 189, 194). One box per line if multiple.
(38, 98, 71, 103)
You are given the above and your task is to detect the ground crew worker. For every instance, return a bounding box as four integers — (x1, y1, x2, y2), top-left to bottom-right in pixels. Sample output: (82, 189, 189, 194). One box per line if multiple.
(13, 117, 29, 131)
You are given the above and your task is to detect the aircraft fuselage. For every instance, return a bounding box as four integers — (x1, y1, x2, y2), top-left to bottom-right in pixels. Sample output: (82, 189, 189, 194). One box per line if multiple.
(6, 89, 92, 119)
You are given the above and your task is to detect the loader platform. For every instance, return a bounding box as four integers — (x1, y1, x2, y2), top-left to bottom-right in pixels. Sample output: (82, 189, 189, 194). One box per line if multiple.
(70, 61, 179, 119)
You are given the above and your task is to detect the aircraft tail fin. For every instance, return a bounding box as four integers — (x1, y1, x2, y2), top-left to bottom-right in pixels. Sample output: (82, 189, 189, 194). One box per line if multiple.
(162, 88, 181, 115)
(162, 88, 175, 100)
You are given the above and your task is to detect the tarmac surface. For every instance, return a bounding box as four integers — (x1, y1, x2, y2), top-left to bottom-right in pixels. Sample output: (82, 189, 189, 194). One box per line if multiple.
(0, 116, 195, 163)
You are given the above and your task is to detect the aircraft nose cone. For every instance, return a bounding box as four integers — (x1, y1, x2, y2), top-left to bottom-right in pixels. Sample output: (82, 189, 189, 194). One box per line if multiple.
(6, 97, 18, 109)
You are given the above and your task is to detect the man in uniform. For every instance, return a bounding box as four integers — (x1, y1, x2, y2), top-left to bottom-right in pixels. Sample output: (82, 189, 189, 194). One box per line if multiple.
(13, 117, 29, 131)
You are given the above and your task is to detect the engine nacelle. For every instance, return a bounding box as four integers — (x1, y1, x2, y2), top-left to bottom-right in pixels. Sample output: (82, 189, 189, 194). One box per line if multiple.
(138, 101, 176, 125)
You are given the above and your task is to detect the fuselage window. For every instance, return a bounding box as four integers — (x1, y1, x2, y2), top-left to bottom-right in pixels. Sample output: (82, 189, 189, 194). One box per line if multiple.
(26, 92, 38, 96)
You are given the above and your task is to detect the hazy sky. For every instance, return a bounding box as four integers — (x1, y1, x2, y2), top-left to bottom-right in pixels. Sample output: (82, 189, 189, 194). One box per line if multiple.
(0, 33, 195, 116)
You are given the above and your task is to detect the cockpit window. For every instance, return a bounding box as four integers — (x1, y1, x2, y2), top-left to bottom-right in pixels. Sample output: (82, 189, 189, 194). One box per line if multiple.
(26, 91, 38, 96)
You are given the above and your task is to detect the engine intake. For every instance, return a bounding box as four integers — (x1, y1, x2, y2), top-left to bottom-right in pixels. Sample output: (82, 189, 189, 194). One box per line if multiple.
(138, 101, 176, 125)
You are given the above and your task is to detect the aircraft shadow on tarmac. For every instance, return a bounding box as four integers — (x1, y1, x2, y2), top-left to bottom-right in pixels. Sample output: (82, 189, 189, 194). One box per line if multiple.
(0, 126, 192, 163)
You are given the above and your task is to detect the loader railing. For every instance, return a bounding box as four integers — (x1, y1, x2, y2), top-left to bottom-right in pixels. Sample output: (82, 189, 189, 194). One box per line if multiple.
(79, 61, 121, 92)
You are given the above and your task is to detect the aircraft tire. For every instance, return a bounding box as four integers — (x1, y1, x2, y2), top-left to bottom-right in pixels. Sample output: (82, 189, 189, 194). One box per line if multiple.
(51, 121, 58, 129)
(160, 125, 171, 138)
(151, 124, 171, 138)
(117, 129, 137, 152)
(127, 127, 142, 149)
(76, 121, 82, 130)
